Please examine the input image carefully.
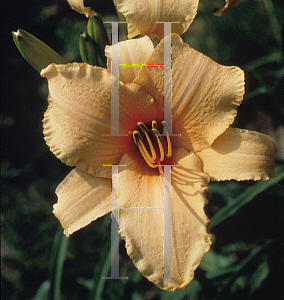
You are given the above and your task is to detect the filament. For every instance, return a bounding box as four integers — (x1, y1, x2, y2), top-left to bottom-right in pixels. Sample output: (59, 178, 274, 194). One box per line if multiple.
(133, 131, 156, 168)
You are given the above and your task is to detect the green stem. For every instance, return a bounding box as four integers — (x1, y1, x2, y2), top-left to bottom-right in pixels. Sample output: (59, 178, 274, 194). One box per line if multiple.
(49, 227, 69, 300)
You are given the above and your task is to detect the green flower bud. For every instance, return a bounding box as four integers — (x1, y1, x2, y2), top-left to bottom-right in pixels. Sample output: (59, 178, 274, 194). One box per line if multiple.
(12, 29, 67, 72)
(79, 32, 99, 66)
(87, 13, 110, 65)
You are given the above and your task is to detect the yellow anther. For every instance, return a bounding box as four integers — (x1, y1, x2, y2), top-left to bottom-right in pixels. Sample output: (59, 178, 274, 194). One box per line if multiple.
(162, 121, 172, 157)
(133, 131, 157, 168)
(137, 122, 156, 162)
(132, 130, 141, 145)
(152, 120, 158, 130)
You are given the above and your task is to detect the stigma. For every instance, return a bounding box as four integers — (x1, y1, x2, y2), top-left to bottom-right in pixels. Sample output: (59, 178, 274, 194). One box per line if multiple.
(133, 121, 172, 169)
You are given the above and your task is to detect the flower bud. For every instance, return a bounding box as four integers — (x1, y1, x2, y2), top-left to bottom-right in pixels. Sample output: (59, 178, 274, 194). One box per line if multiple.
(13, 29, 66, 72)
(87, 13, 110, 65)
(79, 32, 99, 66)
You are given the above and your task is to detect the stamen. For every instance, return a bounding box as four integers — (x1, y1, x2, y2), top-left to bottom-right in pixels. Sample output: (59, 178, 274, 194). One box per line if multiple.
(162, 121, 172, 157)
(133, 131, 157, 168)
(137, 122, 156, 162)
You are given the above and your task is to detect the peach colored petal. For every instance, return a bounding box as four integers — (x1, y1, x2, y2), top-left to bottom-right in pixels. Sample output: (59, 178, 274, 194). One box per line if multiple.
(105, 36, 154, 83)
(196, 127, 276, 181)
(117, 148, 211, 291)
(53, 168, 111, 237)
(41, 63, 159, 178)
(66, 0, 95, 17)
(135, 34, 245, 152)
(114, 0, 199, 40)
(213, 0, 240, 17)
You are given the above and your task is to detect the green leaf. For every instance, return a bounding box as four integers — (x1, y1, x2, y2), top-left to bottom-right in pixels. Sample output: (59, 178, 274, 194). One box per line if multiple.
(210, 164, 284, 230)
(131, 292, 144, 300)
(199, 249, 233, 274)
(49, 227, 69, 300)
(244, 52, 283, 72)
(31, 280, 50, 300)
(217, 238, 279, 297)
(13, 29, 67, 72)
(250, 259, 269, 295)
(160, 279, 207, 300)
(92, 243, 113, 300)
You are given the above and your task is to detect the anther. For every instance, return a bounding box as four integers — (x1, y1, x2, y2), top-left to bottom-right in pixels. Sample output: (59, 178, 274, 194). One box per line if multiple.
(152, 120, 158, 130)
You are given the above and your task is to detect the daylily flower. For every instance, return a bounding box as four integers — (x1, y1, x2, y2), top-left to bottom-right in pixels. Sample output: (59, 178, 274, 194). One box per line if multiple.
(40, 34, 275, 291)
